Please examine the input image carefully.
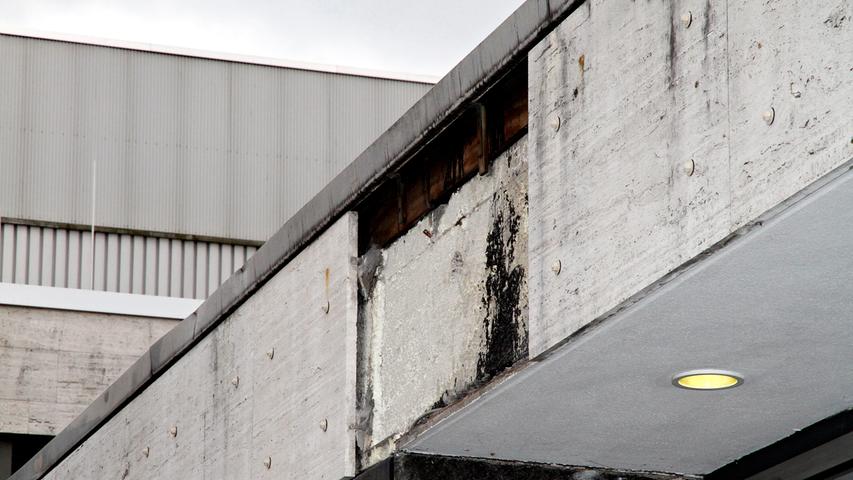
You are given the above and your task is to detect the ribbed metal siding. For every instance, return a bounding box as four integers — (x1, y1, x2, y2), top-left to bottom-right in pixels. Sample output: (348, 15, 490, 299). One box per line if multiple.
(0, 222, 256, 299)
(0, 34, 431, 242)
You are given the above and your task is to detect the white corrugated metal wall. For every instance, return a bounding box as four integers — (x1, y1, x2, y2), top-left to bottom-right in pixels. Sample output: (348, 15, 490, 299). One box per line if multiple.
(0, 33, 431, 243)
(0, 222, 256, 299)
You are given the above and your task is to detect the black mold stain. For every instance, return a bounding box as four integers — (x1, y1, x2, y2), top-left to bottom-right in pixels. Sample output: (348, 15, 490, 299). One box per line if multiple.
(428, 388, 460, 411)
(824, 6, 847, 28)
(476, 191, 527, 382)
(450, 251, 464, 274)
(430, 396, 448, 411)
(667, 0, 677, 89)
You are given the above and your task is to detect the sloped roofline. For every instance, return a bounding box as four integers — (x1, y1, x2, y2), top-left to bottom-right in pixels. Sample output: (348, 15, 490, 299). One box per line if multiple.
(0, 26, 439, 84)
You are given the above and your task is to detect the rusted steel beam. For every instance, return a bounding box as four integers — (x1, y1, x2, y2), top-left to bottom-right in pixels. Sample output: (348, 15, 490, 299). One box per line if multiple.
(358, 62, 528, 252)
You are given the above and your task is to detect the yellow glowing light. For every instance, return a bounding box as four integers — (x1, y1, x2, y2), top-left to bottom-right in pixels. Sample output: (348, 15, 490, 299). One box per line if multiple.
(673, 370, 743, 390)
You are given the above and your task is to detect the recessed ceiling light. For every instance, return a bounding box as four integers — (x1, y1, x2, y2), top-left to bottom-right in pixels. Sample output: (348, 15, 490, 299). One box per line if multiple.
(672, 369, 743, 390)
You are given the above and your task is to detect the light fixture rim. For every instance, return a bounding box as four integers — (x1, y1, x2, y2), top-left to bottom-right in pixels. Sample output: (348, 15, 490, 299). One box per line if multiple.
(672, 369, 744, 390)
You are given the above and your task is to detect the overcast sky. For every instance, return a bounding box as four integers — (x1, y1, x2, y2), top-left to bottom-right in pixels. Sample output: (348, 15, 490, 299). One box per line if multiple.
(0, 0, 525, 78)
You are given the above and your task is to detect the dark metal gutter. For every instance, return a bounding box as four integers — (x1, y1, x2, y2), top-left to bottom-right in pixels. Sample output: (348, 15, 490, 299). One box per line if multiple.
(9, 1, 586, 478)
(353, 453, 697, 480)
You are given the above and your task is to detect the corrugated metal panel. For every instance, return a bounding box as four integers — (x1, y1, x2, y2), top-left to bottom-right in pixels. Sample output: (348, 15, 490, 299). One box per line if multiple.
(0, 34, 431, 242)
(0, 222, 256, 299)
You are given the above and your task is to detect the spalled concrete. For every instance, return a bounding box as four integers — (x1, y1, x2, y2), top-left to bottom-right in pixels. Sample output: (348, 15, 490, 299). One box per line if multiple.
(358, 138, 529, 465)
(0, 306, 175, 436)
(528, 0, 853, 356)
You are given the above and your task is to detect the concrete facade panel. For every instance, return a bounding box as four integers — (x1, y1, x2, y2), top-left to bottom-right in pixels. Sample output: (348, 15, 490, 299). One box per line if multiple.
(727, 0, 853, 227)
(39, 213, 359, 479)
(528, 0, 853, 356)
(0, 306, 175, 435)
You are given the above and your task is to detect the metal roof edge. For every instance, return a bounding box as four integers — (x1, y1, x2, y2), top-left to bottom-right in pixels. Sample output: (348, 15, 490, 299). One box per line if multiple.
(9, 1, 587, 478)
(0, 25, 440, 84)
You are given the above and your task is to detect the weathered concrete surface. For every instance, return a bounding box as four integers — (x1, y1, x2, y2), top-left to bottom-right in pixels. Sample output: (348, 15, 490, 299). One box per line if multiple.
(358, 138, 528, 465)
(0, 306, 175, 436)
(727, 0, 853, 227)
(528, 0, 853, 356)
(37, 214, 358, 480)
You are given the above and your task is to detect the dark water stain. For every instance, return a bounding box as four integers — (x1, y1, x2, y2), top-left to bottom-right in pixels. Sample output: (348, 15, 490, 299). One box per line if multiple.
(476, 192, 527, 382)
(668, 4, 677, 89)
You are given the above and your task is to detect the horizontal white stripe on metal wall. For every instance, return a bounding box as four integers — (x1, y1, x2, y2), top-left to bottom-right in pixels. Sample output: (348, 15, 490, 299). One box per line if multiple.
(0, 283, 201, 319)
(0, 222, 256, 299)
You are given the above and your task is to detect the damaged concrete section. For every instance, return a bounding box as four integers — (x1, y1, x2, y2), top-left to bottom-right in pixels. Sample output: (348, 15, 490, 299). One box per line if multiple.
(478, 187, 527, 382)
(357, 137, 528, 466)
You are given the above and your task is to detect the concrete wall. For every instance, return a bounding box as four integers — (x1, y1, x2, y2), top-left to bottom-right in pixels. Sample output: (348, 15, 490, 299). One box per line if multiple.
(38, 214, 358, 479)
(13, 0, 852, 477)
(528, 0, 853, 356)
(358, 137, 529, 464)
(0, 306, 175, 436)
(18, 135, 529, 476)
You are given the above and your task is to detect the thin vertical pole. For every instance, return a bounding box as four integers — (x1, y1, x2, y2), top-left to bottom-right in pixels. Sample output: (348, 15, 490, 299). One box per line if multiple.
(90, 157, 96, 290)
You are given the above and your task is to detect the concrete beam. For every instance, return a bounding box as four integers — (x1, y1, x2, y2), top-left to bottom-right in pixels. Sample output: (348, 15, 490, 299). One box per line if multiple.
(528, 0, 853, 356)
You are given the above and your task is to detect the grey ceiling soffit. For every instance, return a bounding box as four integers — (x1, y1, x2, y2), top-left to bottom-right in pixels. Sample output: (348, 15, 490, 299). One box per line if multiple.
(405, 159, 853, 476)
(9, 1, 587, 479)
